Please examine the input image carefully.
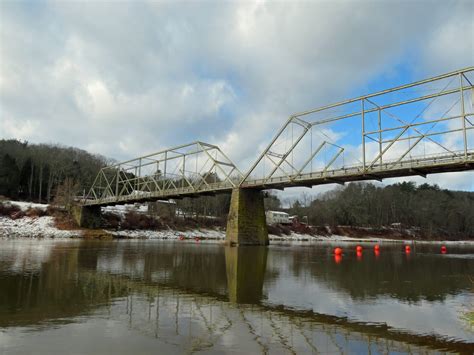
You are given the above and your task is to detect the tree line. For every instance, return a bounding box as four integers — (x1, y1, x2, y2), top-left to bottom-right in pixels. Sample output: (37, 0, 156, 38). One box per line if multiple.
(283, 181, 474, 238)
(0, 139, 108, 203)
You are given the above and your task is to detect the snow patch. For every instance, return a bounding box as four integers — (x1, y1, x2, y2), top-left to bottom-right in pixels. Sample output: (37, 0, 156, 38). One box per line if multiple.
(6, 200, 49, 211)
(107, 228, 226, 240)
(0, 216, 80, 238)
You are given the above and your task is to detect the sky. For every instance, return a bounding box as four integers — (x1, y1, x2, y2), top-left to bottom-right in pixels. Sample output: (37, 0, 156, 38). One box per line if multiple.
(1, 0, 473, 199)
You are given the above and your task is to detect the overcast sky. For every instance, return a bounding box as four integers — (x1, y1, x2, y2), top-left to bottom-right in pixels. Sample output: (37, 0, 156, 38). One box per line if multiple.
(1, 0, 473, 197)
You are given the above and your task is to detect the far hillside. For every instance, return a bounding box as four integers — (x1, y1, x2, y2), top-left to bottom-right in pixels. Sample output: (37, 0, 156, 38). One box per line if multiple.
(0, 139, 109, 203)
(281, 182, 474, 240)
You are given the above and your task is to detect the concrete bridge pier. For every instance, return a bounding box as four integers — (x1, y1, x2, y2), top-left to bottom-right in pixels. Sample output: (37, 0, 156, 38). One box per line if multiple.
(226, 188, 269, 246)
(72, 205, 102, 228)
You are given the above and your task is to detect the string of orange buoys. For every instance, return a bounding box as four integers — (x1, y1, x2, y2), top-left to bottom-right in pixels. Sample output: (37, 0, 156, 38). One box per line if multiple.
(333, 244, 383, 263)
(333, 243, 448, 263)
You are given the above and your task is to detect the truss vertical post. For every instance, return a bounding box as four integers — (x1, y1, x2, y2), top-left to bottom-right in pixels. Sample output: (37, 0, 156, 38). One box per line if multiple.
(362, 99, 366, 171)
(139, 159, 143, 191)
(460, 73, 467, 159)
(378, 108, 382, 168)
(135, 166, 138, 191)
(182, 155, 186, 189)
(164, 151, 167, 180)
(115, 165, 120, 198)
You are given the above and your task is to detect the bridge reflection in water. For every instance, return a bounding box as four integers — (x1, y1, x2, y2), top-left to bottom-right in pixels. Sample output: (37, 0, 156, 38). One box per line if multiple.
(0, 240, 473, 353)
(225, 246, 267, 304)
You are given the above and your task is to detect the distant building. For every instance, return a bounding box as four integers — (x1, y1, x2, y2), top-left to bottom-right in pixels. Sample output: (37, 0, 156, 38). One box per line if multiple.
(265, 211, 290, 225)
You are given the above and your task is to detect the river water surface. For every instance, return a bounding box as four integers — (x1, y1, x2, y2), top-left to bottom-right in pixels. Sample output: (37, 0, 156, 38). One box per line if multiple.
(0, 239, 473, 354)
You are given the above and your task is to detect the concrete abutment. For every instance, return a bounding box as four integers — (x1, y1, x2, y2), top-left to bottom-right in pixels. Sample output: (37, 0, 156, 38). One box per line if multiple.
(225, 188, 269, 246)
(72, 205, 102, 228)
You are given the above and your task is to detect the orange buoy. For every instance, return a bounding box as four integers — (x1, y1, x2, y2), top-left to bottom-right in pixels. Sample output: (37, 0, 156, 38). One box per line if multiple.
(334, 254, 342, 264)
(441, 245, 447, 254)
(405, 245, 411, 253)
(374, 249, 380, 258)
(356, 250, 363, 260)
(334, 247, 343, 256)
(374, 244, 380, 251)
(356, 245, 363, 252)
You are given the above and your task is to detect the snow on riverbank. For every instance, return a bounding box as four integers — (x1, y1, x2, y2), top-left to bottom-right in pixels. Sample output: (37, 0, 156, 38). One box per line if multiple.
(6, 200, 49, 211)
(108, 228, 226, 240)
(108, 228, 396, 242)
(0, 215, 374, 242)
(1, 208, 472, 243)
(0, 216, 80, 238)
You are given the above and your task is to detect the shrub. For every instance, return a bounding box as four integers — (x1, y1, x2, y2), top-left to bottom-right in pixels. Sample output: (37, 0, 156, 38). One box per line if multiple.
(267, 224, 282, 236)
(25, 207, 47, 217)
(121, 211, 162, 230)
(53, 210, 78, 230)
(0, 202, 21, 217)
(102, 212, 121, 229)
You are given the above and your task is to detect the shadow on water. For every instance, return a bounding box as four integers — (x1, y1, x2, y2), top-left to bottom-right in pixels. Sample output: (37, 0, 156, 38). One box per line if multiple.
(0, 239, 473, 353)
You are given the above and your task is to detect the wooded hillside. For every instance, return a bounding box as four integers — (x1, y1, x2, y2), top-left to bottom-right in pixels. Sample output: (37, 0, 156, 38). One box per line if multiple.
(287, 182, 474, 239)
(0, 139, 108, 203)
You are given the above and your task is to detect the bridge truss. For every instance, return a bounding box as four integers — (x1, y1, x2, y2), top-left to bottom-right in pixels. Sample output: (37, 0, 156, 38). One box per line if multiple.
(83, 142, 242, 206)
(242, 67, 474, 188)
(83, 68, 474, 206)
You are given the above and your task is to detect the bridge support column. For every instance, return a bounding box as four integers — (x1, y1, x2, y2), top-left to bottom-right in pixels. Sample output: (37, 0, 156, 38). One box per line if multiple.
(72, 205, 102, 228)
(226, 188, 269, 246)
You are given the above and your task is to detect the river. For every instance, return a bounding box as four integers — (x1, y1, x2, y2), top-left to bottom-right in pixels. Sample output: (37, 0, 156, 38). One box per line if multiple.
(0, 239, 473, 354)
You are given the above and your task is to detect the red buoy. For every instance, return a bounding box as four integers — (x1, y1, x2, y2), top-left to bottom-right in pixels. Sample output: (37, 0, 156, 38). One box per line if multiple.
(441, 245, 447, 254)
(356, 245, 363, 252)
(334, 254, 342, 264)
(374, 249, 380, 258)
(405, 245, 411, 253)
(374, 244, 380, 251)
(334, 247, 343, 256)
(356, 250, 363, 260)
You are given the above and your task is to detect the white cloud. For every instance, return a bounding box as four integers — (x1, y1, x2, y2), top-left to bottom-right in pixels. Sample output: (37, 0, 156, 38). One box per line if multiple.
(0, 0, 472, 191)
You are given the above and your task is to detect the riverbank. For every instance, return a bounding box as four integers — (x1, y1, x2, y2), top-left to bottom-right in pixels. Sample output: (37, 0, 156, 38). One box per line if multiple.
(1, 200, 473, 242)
(0, 214, 364, 241)
(2, 214, 474, 244)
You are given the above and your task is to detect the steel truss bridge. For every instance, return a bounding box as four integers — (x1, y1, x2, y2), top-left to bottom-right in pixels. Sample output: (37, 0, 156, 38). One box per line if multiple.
(83, 67, 474, 206)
